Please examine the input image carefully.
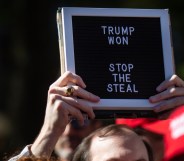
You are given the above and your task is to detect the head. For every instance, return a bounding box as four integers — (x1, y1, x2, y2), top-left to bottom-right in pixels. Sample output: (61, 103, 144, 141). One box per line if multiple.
(54, 119, 104, 161)
(116, 118, 164, 161)
(72, 124, 150, 161)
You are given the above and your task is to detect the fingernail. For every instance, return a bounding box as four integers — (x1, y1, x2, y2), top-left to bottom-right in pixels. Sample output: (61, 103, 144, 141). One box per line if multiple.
(149, 96, 155, 103)
(96, 96, 100, 100)
(93, 96, 100, 102)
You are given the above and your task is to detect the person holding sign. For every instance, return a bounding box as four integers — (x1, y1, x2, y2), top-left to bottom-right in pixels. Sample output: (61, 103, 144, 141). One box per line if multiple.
(8, 71, 184, 161)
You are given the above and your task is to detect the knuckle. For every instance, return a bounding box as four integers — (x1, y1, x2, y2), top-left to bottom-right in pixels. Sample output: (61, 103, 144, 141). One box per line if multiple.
(65, 71, 72, 78)
(169, 87, 176, 96)
(171, 74, 177, 79)
(73, 86, 79, 96)
(49, 94, 62, 104)
(49, 94, 57, 104)
(57, 100, 65, 110)
(171, 74, 178, 82)
(48, 85, 56, 94)
(75, 86, 79, 92)
(55, 101, 68, 115)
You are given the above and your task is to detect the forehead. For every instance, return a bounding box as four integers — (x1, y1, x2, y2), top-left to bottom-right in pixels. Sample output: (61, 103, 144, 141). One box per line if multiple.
(90, 135, 148, 161)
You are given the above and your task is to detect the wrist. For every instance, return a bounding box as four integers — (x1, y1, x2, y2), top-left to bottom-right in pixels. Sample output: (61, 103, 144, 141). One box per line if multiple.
(31, 124, 63, 158)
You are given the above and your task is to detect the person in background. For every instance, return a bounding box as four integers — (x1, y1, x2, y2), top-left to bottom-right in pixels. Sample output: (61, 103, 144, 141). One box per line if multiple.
(15, 124, 151, 161)
(72, 124, 151, 161)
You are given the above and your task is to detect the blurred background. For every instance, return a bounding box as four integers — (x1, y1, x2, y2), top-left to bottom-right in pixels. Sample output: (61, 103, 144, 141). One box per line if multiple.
(0, 0, 184, 160)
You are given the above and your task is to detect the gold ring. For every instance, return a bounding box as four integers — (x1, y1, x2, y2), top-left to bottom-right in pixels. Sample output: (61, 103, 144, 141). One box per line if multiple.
(65, 86, 75, 96)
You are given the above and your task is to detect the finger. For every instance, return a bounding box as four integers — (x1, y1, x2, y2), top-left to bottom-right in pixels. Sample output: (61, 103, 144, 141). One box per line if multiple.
(61, 96, 95, 119)
(51, 71, 86, 88)
(156, 75, 184, 92)
(171, 75, 184, 87)
(149, 87, 184, 103)
(48, 86, 97, 119)
(48, 86, 66, 96)
(72, 86, 100, 102)
(56, 98, 85, 125)
(49, 85, 100, 102)
(48, 93, 85, 122)
(153, 96, 184, 112)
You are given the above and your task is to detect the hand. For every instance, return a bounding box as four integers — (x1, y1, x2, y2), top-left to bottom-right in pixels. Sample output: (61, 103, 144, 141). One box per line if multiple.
(149, 74, 184, 114)
(45, 71, 100, 130)
(31, 71, 100, 158)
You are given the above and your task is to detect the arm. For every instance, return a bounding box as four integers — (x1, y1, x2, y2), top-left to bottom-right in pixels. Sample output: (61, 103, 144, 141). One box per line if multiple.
(11, 71, 99, 160)
(31, 71, 100, 158)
